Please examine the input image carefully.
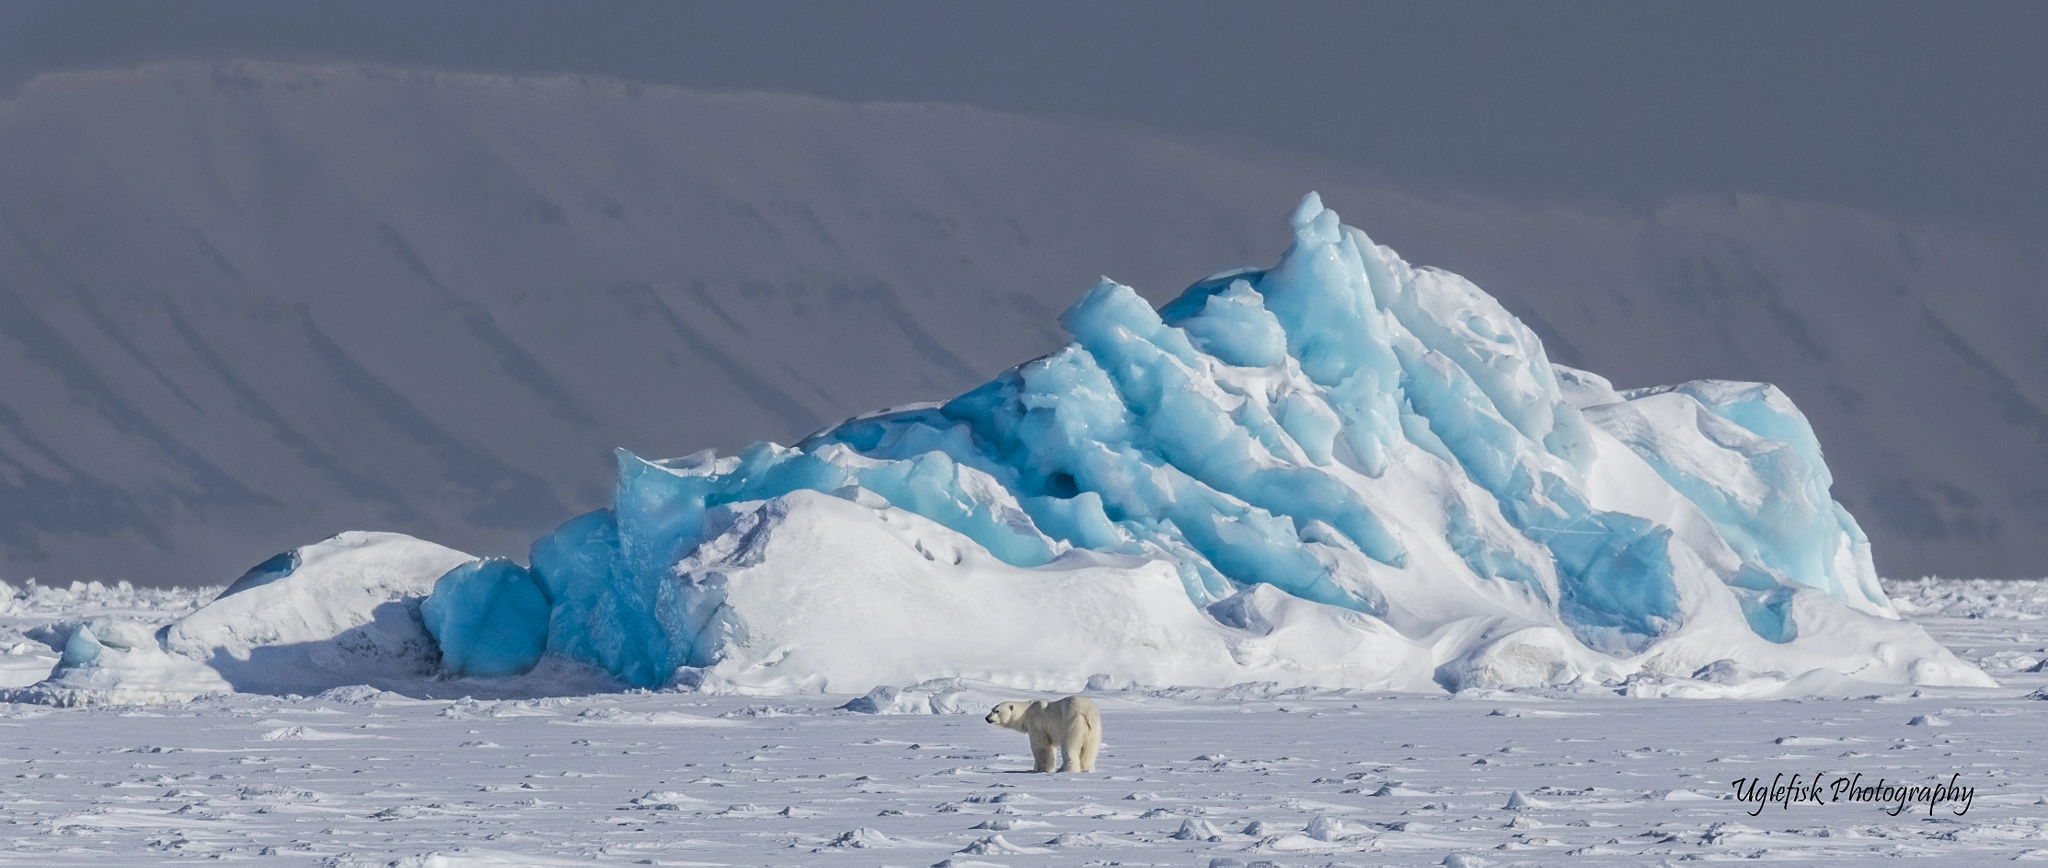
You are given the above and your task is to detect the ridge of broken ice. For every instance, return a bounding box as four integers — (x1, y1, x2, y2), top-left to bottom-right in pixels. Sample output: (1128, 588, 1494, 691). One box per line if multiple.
(25, 194, 1991, 701)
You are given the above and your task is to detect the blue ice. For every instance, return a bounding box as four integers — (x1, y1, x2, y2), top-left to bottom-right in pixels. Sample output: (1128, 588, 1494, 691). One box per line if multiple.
(420, 193, 1872, 685)
(422, 558, 551, 678)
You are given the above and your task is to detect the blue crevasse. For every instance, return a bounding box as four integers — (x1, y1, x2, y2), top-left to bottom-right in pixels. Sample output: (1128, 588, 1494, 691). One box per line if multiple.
(218, 550, 300, 599)
(421, 193, 1892, 687)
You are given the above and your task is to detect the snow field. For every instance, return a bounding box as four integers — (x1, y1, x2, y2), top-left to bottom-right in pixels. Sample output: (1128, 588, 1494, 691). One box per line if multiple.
(0, 579, 2041, 865)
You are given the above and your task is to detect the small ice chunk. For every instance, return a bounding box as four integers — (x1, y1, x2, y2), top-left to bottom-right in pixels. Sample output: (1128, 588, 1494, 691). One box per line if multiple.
(422, 558, 550, 678)
(1305, 814, 1354, 841)
(826, 827, 891, 848)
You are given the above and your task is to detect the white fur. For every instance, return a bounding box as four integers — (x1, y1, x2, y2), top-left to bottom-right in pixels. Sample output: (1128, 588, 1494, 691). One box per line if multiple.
(984, 696, 1101, 773)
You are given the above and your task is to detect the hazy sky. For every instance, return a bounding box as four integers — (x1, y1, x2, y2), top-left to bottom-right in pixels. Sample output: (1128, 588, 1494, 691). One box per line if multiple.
(4, 0, 2045, 236)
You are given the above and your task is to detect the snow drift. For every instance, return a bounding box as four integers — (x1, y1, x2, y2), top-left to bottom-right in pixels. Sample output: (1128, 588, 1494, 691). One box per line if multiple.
(26, 196, 1989, 701)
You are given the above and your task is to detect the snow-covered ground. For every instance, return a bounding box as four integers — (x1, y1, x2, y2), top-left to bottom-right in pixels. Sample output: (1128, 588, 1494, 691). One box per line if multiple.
(0, 581, 210, 692)
(0, 577, 2041, 865)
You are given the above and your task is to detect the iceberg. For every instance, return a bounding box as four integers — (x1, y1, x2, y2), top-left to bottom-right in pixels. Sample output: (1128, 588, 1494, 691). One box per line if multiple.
(407, 193, 1981, 695)
(24, 194, 1990, 701)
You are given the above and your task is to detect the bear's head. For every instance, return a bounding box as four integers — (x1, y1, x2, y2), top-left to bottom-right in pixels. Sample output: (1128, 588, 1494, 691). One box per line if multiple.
(984, 701, 1034, 730)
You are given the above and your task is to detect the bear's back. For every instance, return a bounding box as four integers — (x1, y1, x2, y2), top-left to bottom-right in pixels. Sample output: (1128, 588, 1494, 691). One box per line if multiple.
(1037, 695, 1099, 726)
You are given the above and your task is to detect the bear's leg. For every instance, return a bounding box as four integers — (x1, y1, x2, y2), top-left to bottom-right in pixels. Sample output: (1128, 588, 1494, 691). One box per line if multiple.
(1076, 729, 1099, 772)
(1029, 732, 1056, 773)
(1057, 721, 1088, 773)
(1081, 704, 1102, 772)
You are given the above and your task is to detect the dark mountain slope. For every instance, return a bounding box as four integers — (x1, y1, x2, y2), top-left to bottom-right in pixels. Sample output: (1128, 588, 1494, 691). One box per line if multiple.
(1, 62, 2040, 584)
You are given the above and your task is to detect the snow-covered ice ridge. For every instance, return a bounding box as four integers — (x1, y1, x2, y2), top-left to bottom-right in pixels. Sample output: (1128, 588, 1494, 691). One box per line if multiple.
(20, 195, 1989, 703)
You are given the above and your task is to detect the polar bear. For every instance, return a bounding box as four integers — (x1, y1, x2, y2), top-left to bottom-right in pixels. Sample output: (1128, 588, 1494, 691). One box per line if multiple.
(984, 696, 1101, 773)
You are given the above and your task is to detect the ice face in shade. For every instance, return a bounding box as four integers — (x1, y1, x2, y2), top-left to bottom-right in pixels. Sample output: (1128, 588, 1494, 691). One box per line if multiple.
(421, 558, 550, 678)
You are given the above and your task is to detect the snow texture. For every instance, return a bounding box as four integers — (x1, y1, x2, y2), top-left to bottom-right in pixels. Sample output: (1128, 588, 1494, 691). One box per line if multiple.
(0, 578, 2039, 864)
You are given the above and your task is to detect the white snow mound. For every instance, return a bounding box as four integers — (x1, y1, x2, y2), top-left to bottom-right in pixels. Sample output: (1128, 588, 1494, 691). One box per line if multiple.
(678, 491, 1439, 694)
(12, 532, 471, 704)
